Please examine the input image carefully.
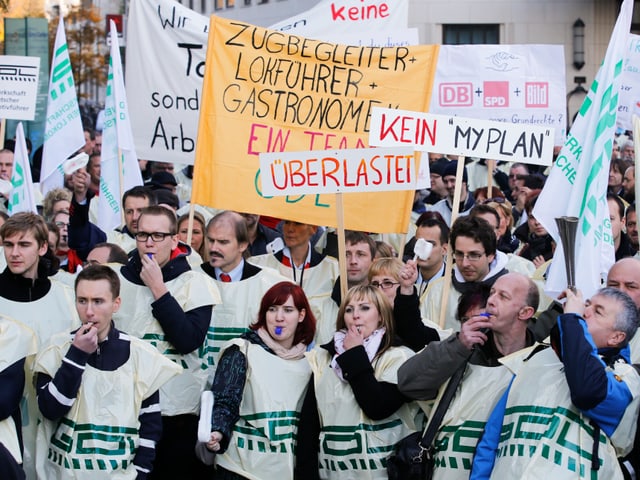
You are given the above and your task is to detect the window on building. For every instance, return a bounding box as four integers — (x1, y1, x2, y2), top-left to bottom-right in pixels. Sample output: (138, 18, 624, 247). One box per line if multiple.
(443, 24, 499, 45)
(215, 0, 235, 9)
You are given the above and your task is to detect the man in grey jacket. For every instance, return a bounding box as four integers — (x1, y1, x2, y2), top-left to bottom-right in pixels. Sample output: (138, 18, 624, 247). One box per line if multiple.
(397, 272, 539, 480)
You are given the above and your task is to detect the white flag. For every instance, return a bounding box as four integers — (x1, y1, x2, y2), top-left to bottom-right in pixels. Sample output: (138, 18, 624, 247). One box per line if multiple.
(98, 21, 143, 232)
(40, 18, 85, 194)
(533, 0, 633, 299)
(8, 123, 38, 215)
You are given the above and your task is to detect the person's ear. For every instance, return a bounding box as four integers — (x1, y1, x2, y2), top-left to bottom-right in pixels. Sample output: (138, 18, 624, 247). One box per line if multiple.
(608, 330, 626, 348)
(517, 305, 535, 321)
(113, 296, 122, 314)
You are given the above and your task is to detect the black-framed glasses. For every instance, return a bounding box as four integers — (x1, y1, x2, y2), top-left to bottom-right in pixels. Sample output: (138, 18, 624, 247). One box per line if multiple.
(371, 280, 400, 290)
(54, 221, 70, 228)
(453, 251, 485, 262)
(135, 231, 174, 242)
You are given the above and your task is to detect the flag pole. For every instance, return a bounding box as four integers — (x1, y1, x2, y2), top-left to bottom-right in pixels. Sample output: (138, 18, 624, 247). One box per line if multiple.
(0, 119, 5, 149)
(118, 148, 125, 226)
(336, 193, 348, 301)
(438, 156, 465, 329)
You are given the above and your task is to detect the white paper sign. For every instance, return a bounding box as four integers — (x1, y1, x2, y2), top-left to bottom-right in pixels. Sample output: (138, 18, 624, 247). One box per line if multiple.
(126, 0, 209, 164)
(617, 34, 640, 132)
(0, 55, 40, 121)
(126, 0, 415, 165)
(369, 107, 554, 166)
(269, 0, 409, 41)
(260, 146, 416, 196)
(429, 45, 566, 145)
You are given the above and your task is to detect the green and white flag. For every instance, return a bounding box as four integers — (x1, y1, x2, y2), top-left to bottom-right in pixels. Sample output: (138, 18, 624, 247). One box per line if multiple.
(99, 21, 143, 232)
(9, 123, 38, 215)
(533, 0, 633, 298)
(40, 18, 84, 194)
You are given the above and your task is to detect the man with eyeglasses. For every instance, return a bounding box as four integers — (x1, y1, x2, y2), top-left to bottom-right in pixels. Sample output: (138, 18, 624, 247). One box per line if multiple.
(113, 206, 222, 480)
(52, 210, 83, 273)
(420, 215, 510, 331)
(398, 272, 539, 480)
(68, 181, 158, 261)
(469, 205, 536, 277)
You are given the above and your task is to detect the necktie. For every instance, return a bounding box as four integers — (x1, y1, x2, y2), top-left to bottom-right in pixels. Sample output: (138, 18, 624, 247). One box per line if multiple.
(219, 273, 231, 282)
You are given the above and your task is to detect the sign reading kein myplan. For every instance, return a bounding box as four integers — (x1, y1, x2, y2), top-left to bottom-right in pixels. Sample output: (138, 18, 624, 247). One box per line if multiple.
(369, 107, 555, 166)
(260, 147, 415, 196)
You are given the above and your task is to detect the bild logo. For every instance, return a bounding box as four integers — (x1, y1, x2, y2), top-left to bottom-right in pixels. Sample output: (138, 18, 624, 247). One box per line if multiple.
(484, 81, 509, 107)
(525, 82, 549, 108)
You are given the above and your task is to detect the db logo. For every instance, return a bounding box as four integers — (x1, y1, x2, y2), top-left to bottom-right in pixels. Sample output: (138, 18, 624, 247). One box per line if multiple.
(484, 81, 509, 107)
(439, 83, 473, 107)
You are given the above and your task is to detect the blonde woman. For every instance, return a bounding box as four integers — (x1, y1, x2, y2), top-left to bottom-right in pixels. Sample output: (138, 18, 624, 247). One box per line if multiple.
(296, 285, 422, 479)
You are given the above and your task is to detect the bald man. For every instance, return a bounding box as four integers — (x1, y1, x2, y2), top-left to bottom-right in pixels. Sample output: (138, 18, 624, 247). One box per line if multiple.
(399, 272, 539, 480)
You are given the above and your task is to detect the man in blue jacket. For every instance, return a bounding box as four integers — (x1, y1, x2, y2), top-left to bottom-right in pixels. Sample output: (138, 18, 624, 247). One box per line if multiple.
(471, 286, 640, 479)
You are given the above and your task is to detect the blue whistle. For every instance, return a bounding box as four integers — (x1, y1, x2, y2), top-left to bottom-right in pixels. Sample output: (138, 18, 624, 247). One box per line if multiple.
(275, 326, 283, 335)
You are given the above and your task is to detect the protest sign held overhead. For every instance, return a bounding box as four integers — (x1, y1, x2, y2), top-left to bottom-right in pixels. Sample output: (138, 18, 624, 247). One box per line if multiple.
(192, 16, 439, 233)
(260, 147, 416, 196)
(0, 56, 40, 121)
(429, 44, 566, 145)
(269, 0, 412, 45)
(616, 34, 640, 132)
(369, 107, 554, 166)
(126, 0, 210, 164)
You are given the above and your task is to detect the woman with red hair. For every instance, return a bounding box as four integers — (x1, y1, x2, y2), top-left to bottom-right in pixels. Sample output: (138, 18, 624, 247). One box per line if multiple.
(196, 281, 316, 480)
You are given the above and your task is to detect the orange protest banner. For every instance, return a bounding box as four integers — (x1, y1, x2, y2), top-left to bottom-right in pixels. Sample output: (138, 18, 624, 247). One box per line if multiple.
(192, 16, 439, 232)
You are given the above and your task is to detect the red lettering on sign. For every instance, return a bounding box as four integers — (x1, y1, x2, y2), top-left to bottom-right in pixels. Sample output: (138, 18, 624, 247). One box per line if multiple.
(331, 1, 390, 22)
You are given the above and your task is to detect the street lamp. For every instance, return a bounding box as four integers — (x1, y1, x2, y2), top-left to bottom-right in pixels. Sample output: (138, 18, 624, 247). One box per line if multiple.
(573, 19, 585, 70)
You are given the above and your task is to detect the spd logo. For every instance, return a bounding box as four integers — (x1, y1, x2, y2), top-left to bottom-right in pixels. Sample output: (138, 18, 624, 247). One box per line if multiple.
(483, 81, 509, 107)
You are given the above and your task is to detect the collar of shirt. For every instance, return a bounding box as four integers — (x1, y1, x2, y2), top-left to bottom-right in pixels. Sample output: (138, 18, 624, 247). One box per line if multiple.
(215, 259, 245, 283)
(282, 245, 312, 270)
